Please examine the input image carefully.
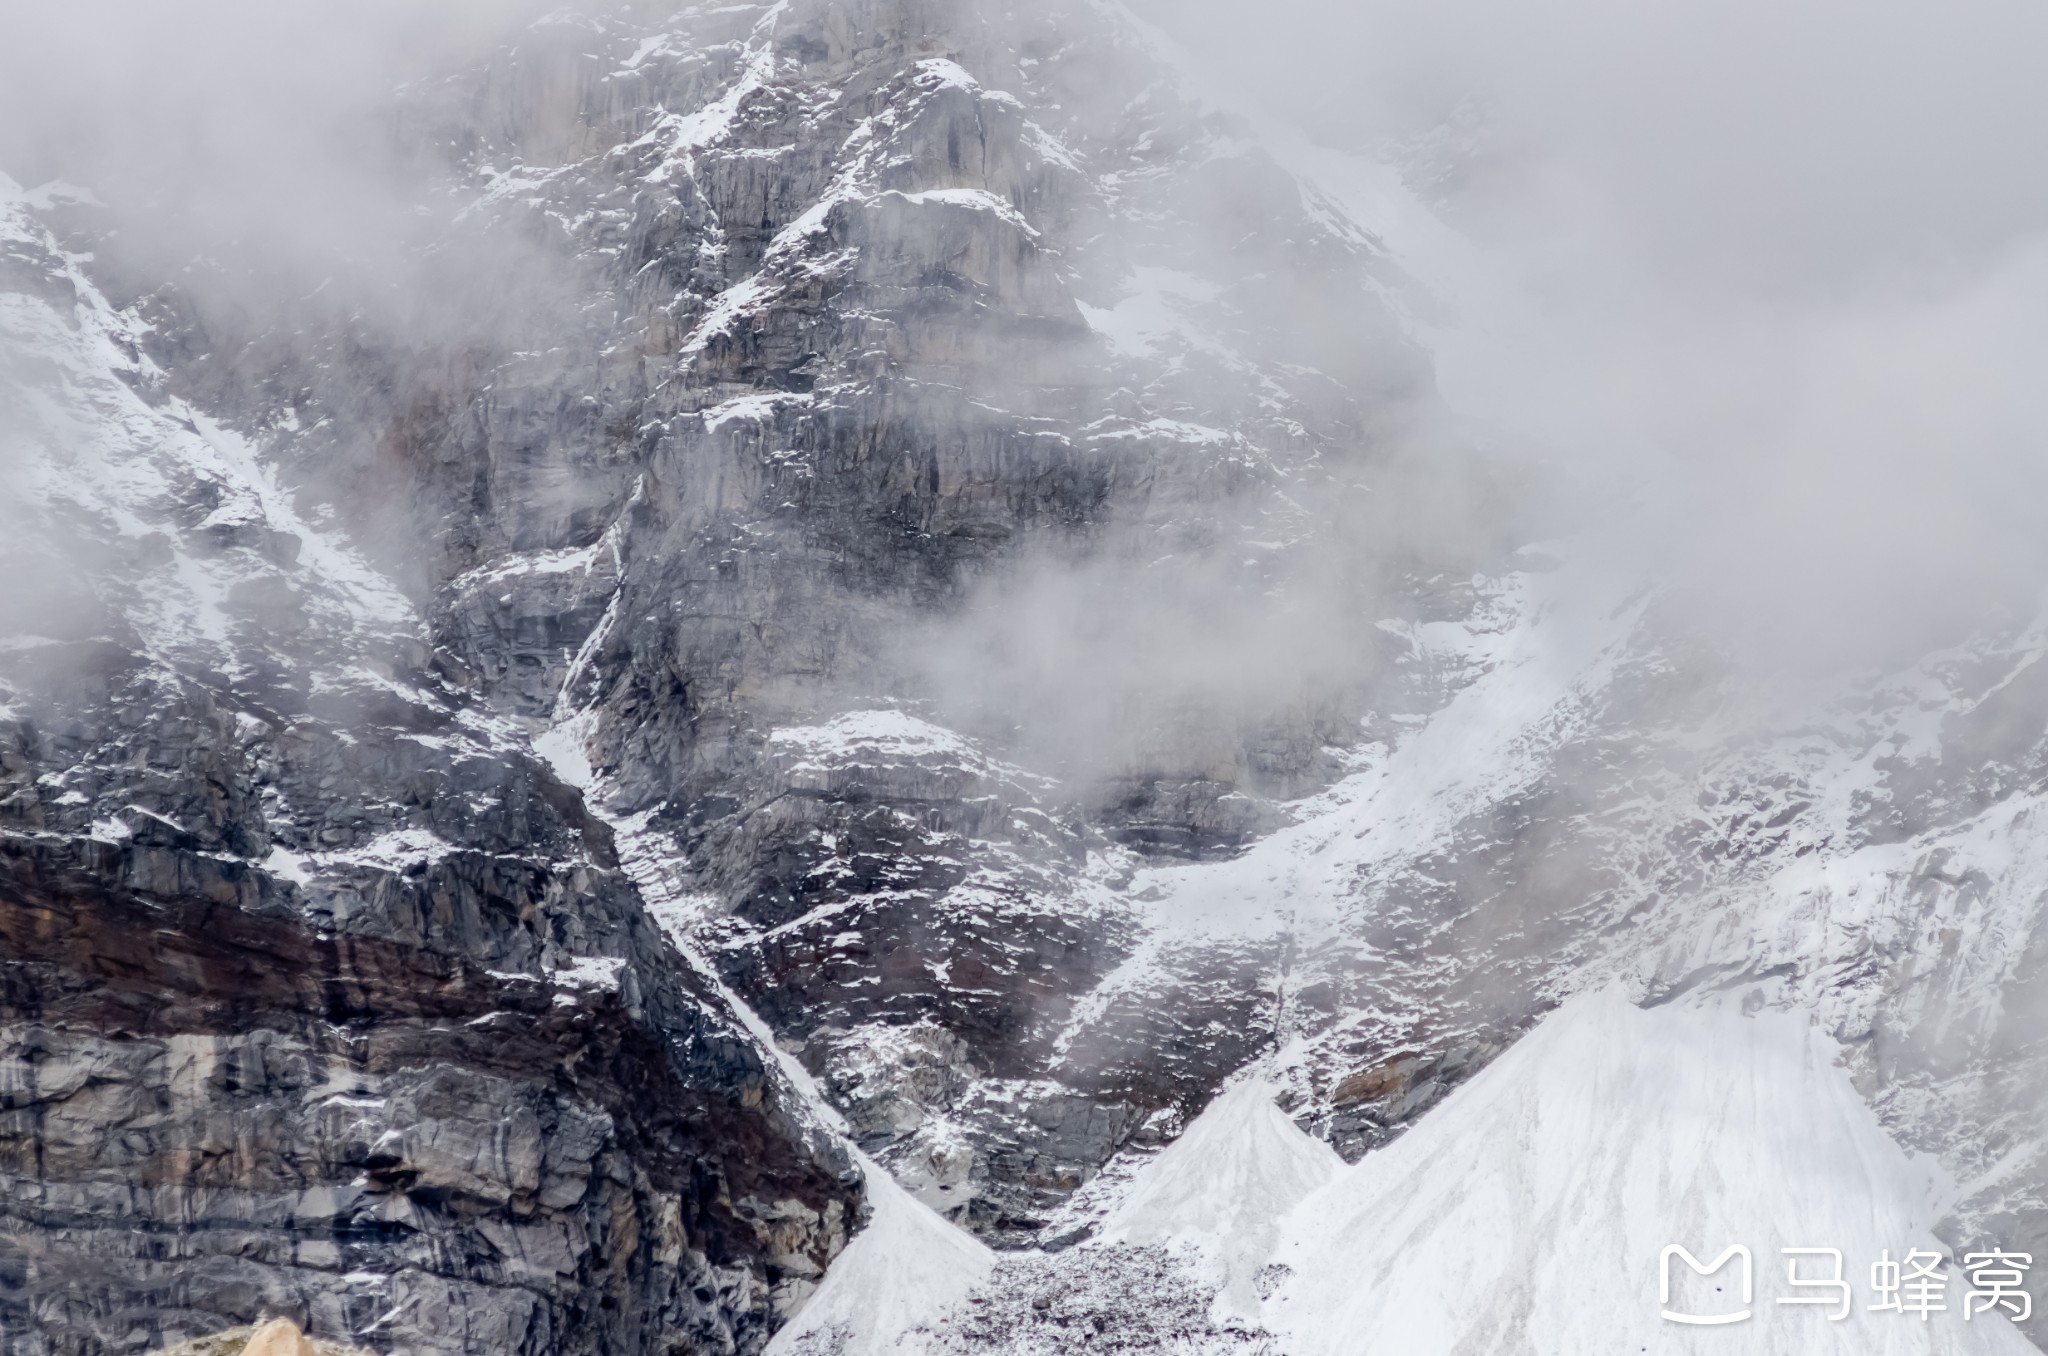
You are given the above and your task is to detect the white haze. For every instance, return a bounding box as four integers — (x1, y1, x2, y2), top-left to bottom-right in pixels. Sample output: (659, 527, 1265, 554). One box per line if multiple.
(0, 0, 561, 339)
(1144, 0, 2048, 673)
(0, 0, 535, 223)
(4, 0, 2045, 702)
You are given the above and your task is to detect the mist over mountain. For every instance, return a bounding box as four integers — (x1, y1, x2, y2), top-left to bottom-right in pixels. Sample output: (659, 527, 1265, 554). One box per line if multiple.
(3, 3, 2046, 1354)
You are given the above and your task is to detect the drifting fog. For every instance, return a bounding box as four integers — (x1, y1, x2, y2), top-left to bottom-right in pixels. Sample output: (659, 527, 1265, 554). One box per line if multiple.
(0, 0, 576, 353)
(7, 0, 2048, 714)
(0, 0, 531, 247)
(1142, 0, 2048, 672)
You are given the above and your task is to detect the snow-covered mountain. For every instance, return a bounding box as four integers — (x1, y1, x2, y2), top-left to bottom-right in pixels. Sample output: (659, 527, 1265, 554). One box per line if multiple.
(3, 2, 2044, 1354)
(0, 165, 862, 1354)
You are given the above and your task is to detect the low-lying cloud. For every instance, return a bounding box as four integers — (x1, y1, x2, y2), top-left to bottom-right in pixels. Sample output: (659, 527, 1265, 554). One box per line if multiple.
(1143, 0, 2048, 672)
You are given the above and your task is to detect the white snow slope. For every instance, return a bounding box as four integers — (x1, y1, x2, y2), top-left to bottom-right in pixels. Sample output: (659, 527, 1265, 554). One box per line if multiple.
(1100, 1080, 1343, 1327)
(1268, 991, 2038, 1356)
(767, 1158, 993, 1356)
(0, 174, 416, 664)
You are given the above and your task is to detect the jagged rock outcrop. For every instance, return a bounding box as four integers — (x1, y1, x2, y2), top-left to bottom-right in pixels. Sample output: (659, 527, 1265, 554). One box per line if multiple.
(1, 174, 857, 1355)
(0, 838, 852, 1355)
(109, 0, 1464, 1253)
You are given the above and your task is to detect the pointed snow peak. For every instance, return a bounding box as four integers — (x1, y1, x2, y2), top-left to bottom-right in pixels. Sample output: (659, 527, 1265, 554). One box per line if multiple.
(768, 1155, 992, 1356)
(1101, 1079, 1343, 1325)
(1268, 991, 2033, 1355)
(1104, 1080, 1342, 1248)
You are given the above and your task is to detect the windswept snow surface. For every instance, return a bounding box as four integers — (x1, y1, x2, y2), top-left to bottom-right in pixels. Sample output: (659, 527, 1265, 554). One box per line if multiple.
(1100, 1080, 1343, 1326)
(1267, 991, 2039, 1355)
(0, 173, 417, 667)
(1125, 554, 1645, 944)
(1053, 552, 1649, 1064)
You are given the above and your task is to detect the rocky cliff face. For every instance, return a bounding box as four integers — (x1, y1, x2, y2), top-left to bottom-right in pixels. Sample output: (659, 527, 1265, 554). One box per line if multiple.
(116, 0, 1468, 1256)
(3, 2, 1455, 1347)
(1, 174, 856, 1354)
(7, 1, 2047, 1353)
